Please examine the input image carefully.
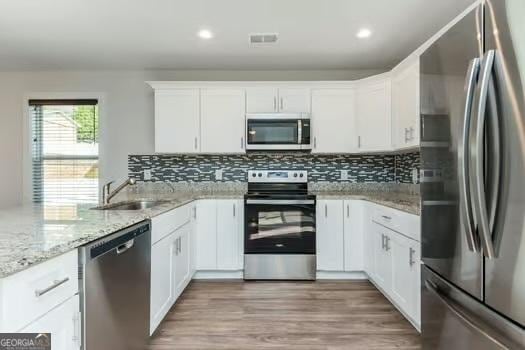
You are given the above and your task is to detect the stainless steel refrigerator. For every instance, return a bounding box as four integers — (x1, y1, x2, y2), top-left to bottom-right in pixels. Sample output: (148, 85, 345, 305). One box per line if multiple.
(420, 0, 525, 348)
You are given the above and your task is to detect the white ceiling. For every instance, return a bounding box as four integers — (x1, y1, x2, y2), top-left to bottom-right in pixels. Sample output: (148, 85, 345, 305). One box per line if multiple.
(0, 0, 476, 71)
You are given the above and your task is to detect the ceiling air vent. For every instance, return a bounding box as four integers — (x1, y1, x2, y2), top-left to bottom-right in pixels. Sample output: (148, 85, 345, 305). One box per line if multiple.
(249, 33, 278, 45)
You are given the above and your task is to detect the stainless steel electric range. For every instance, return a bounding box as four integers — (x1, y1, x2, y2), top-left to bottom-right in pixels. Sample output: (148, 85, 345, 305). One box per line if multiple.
(244, 170, 316, 280)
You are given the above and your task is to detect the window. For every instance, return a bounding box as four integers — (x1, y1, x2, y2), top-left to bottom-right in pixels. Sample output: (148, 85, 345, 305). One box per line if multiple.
(30, 99, 99, 204)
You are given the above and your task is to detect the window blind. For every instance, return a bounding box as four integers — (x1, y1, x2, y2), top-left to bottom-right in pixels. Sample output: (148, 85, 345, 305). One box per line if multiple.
(30, 99, 99, 204)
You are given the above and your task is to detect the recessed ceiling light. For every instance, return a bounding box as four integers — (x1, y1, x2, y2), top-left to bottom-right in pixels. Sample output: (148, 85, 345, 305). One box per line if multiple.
(356, 28, 372, 39)
(198, 29, 214, 39)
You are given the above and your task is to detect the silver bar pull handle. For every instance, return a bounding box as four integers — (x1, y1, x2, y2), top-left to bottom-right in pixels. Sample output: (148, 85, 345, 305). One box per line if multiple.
(358, 136, 361, 148)
(324, 204, 328, 218)
(194, 137, 198, 150)
(381, 234, 385, 250)
(280, 97, 284, 110)
(381, 215, 392, 220)
(385, 236, 390, 251)
(409, 247, 415, 266)
(35, 277, 70, 297)
(459, 58, 481, 252)
(472, 50, 497, 259)
(240, 137, 244, 149)
(314, 137, 317, 149)
(273, 97, 277, 111)
(233, 203, 236, 217)
(346, 204, 349, 218)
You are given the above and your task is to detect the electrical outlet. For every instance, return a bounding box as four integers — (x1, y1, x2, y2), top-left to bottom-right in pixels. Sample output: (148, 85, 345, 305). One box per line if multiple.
(412, 168, 418, 184)
(340, 170, 349, 181)
(144, 169, 152, 181)
(215, 169, 223, 181)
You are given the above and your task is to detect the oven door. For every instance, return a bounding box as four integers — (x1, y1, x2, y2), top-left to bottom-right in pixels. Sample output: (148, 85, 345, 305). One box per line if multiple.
(244, 198, 316, 254)
(246, 116, 310, 150)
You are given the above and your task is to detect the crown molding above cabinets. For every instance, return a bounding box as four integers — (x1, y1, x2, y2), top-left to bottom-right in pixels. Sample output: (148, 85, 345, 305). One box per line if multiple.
(147, 70, 420, 155)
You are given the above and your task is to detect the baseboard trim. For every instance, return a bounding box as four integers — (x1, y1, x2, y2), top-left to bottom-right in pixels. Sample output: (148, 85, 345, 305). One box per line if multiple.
(194, 270, 244, 279)
(316, 271, 368, 280)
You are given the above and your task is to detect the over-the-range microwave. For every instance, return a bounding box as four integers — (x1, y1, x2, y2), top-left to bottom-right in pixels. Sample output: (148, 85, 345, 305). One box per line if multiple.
(245, 113, 311, 151)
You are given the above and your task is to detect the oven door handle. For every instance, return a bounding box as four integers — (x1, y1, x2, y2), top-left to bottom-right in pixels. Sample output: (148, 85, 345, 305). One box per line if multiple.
(246, 199, 315, 205)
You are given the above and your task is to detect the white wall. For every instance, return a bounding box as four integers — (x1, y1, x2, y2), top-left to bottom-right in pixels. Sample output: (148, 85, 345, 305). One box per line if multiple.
(0, 68, 383, 208)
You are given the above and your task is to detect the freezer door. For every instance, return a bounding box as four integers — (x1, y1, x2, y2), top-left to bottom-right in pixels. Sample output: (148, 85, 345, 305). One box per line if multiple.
(420, 6, 484, 300)
(422, 266, 525, 349)
(483, 0, 525, 328)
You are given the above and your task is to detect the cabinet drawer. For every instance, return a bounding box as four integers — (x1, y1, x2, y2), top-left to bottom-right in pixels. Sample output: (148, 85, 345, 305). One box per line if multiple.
(371, 205, 420, 241)
(152, 203, 192, 244)
(0, 250, 78, 332)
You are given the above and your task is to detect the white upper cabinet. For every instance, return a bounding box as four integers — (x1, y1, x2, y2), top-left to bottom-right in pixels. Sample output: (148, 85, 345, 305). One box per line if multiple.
(311, 89, 357, 153)
(392, 58, 420, 149)
(277, 88, 311, 113)
(316, 200, 345, 271)
(356, 75, 392, 152)
(246, 87, 279, 113)
(200, 89, 246, 153)
(154, 89, 200, 153)
(246, 87, 310, 113)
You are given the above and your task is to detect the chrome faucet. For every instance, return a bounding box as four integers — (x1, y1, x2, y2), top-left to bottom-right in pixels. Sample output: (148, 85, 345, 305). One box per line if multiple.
(102, 178, 137, 204)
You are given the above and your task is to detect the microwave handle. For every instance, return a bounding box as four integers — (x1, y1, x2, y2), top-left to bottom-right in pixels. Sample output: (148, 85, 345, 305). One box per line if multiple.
(298, 119, 302, 144)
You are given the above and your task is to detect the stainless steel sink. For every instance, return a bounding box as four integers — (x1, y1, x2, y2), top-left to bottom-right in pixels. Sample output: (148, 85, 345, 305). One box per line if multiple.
(93, 200, 169, 210)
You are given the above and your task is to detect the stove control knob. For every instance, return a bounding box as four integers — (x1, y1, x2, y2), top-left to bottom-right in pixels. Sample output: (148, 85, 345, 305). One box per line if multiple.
(258, 173, 263, 177)
(252, 173, 256, 177)
(299, 173, 304, 178)
(293, 173, 298, 177)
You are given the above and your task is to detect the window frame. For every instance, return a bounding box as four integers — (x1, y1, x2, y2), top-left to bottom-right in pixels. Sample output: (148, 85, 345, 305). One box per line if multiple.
(22, 93, 106, 204)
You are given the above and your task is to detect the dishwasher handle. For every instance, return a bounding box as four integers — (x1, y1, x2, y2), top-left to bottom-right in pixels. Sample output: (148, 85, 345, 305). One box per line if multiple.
(116, 239, 134, 255)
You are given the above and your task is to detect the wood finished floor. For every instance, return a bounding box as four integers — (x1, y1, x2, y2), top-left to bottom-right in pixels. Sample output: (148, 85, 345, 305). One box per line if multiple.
(148, 280, 421, 350)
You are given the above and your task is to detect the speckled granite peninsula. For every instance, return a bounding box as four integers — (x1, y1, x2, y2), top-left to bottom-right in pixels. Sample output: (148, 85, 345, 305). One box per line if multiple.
(0, 182, 419, 279)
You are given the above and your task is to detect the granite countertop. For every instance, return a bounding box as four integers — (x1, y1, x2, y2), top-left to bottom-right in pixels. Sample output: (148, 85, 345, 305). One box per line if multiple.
(0, 189, 245, 279)
(310, 191, 420, 215)
(0, 182, 419, 279)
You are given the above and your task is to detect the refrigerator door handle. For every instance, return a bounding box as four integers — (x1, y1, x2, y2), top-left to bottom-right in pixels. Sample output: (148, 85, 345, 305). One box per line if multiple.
(472, 50, 497, 259)
(459, 57, 481, 252)
(424, 279, 509, 349)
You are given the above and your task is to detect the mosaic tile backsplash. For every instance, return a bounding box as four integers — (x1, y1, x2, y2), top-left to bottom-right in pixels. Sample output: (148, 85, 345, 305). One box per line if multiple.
(129, 152, 420, 184)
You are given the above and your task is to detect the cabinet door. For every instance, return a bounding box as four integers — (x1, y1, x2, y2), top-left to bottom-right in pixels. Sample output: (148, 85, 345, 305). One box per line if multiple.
(408, 239, 421, 326)
(174, 225, 191, 298)
(150, 232, 176, 335)
(356, 78, 392, 152)
(195, 200, 217, 270)
(392, 59, 420, 149)
(278, 88, 310, 113)
(373, 225, 392, 291)
(316, 200, 344, 271)
(363, 204, 376, 278)
(154, 89, 200, 153)
(390, 232, 413, 316)
(21, 295, 80, 350)
(190, 203, 197, 276)
(216, 200, 242, 270)
(201, 89, 246, 153)
(246, 87, 278, 113)
(343, 200, 364, 271)
(311, 89, 357, 153)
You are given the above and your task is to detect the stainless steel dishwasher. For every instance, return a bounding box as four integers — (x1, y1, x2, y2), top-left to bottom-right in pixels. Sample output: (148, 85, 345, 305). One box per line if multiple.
(79, 221, 151, 350)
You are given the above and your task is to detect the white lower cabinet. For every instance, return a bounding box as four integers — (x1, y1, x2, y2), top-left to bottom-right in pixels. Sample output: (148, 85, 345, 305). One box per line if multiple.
(316, 199, 365, 273)
(150, 231, 176, 334)
(20, 295, 81, 350)
(196, 199, 243, 271)
(365, 204, 421, 329)
(150, 203, 195, 335)
(316, 200, 345, 271)
(372, 225, 393, 291)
